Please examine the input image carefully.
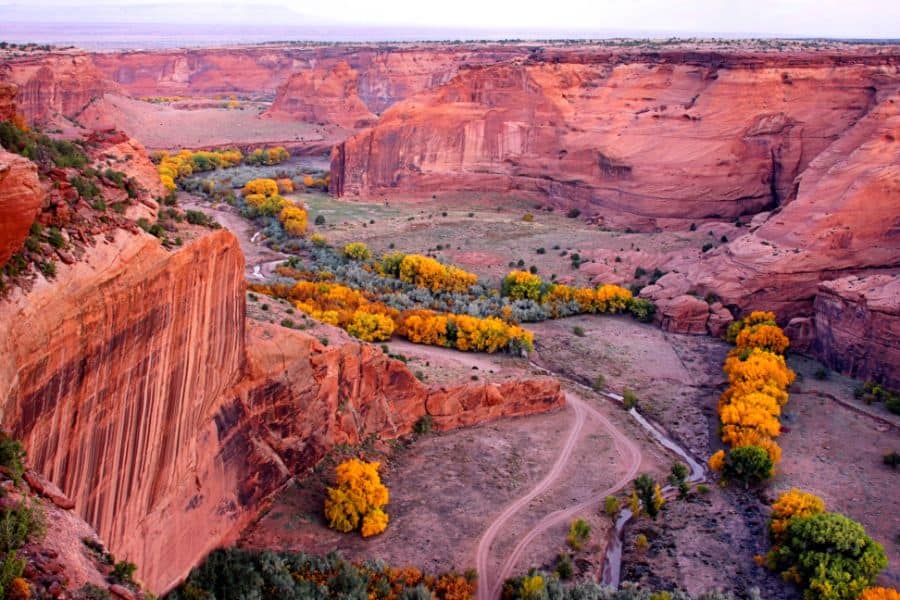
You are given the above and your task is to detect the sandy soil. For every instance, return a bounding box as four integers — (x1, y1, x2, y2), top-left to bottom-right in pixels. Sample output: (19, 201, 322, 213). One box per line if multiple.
(78, 93, 348, 150)
(528, 314, 730, 459)
(775, 356, 900, 588)
(299, 192, 742, 289)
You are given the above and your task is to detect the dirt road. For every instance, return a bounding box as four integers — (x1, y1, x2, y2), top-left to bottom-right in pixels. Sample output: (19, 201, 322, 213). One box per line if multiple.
(476, 392, 643, 600)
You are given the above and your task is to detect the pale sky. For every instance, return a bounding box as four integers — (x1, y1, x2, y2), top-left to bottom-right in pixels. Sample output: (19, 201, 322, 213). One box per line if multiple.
(2, 0, 899, 38)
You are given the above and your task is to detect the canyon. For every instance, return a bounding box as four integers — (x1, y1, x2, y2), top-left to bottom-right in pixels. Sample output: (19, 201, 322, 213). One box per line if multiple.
(0, 39, 898, 597)
(0, 217, 563, 592)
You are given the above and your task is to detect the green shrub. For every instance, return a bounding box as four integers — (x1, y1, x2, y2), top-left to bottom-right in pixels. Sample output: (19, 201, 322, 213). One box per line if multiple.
(633, 474, 663, 519)
(0, 434, 25, 486)
(768, 513, 887, 600)
(592, 374, 606, 392)
(565, 518, 591, 550)
(628, 298, 656, 323)
(555, 552, 573, 580)
(572, 326, 585, 337)
(722, 445, 772, 487)
(74, 584, 111, 599)
(603, 495, 619, 516)
(566, 208, 581, 218)
(39, 260, 56, 278)
(622, 389, 638, 409)
(668, 462, 690, 499)
(47, 227, 65, 249)
(112, 560, 137, 584)
(413, 415, 433, 436)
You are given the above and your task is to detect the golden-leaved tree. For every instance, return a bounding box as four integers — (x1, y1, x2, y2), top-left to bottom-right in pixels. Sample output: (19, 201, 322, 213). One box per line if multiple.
(324, 459, 389, 537)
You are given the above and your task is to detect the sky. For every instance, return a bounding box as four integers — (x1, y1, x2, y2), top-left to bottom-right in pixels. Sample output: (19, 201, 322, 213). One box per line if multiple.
(1, 0, 898, 39)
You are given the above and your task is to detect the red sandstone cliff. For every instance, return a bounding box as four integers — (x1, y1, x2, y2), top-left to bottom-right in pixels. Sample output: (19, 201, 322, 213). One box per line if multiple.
(0, 149, 42, 268)
(0, 81, 17, 121)
(267, 61, 376, 128)
(812, 275, 900, 388)
(0, 226, 563, 592)
(89, 45, 529, 111)
(640, 91, 899, 381)
(331, 51, 895, 221)
(1, 52, 113, 123)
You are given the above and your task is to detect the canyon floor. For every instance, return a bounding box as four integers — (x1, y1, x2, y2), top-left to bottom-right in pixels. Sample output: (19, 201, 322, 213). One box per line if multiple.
(187, 190, 899, 594)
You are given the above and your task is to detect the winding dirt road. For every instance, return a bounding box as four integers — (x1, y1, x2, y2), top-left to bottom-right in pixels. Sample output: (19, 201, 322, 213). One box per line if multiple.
(476, 392, 643, 600)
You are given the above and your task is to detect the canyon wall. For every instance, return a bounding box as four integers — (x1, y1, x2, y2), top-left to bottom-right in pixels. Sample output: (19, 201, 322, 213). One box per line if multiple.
(0, 52, 113, 122)
(641, 89, 899, 382)
(812, 275, 900, 388)
(331, 51, 896, 221)
(90, 45, 530, 111)
(267, 61, 376, 128)
(0, 224, 563, 591)
(0, 148, 42, 268)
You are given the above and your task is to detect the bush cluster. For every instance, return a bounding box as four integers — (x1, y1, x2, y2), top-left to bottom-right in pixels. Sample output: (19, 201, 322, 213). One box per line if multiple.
(164, 548, 476, 600)
(764, 489, 887, 600)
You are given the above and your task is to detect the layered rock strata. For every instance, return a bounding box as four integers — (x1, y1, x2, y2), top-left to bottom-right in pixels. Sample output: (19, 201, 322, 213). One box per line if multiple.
(0, 227, 563, 592)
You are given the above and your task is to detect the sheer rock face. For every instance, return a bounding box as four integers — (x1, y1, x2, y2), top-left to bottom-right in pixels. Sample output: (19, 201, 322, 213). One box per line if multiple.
(813, 275, 900, 388)
(640, 91, 899, 382)
(0, 228, 563, 592)
(266, 61, 376, 128)
(0, 149, 42, 267)
(330, 52, 896, 221)
(0, 81, 17, 121)
(89, 45, 529, 112)
(1, 53, 113, 123)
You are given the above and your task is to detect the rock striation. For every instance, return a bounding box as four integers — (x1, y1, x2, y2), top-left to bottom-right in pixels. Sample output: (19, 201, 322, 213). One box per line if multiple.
(0, 148, 42, 268)
(813, 275, 900, 388)
(331, 51, 897, 221)
(0, 226, 563, 592)
(89, 45, 529, 110)
(1, 52, 112, 123)
(267, 61, 376, 128)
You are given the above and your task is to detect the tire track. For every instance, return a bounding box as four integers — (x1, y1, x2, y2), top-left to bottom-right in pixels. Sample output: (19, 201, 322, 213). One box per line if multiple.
(476, 392, 642, 600)
(475, 395, 587, 600)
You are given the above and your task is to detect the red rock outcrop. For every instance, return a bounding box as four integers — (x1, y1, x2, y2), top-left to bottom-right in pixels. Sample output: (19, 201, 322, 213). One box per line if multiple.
(639, 90, 899, 381)
(1, 52, 113, 123)
(90, 45, 529, 110)
(331, 51, 896, 222)
(0, 225, 563, 592)
(812, 275, 900, 388)
(267, 61, 376, 128)
(0, 81, 17, 121)
(0, 148, 43, 268)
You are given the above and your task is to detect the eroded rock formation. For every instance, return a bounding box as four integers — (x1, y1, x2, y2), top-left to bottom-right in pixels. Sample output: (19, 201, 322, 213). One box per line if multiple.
(813, 275, 900, 388)
(89, 45, 529, 110)
(1, 52, 112, 123)
(0, 224, 563, 592)
(267, 61, 376, 128)
(330, 51, 896, 222)
(0, 148, 42, 268)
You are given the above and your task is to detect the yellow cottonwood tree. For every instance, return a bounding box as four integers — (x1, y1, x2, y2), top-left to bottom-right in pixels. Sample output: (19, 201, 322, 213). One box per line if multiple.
(324, 459, 389, 537)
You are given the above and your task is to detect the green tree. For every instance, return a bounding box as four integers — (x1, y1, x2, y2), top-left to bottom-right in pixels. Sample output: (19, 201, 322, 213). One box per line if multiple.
(768, 513, 887, 600)
(722, 445, 773, 487)
(633, 474, 663, 519)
